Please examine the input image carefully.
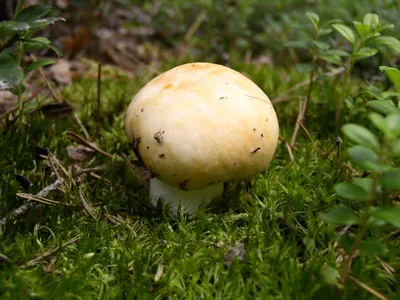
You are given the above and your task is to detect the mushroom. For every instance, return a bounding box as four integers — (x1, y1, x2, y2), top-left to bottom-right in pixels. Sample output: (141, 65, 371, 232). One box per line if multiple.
(125, 62, 279, 215)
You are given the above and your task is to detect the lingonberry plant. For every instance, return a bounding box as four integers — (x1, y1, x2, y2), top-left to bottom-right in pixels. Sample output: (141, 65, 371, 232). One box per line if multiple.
(0, 1, 64, 119)
(285, 12, 400, 138)
(320, 66, 400, 285)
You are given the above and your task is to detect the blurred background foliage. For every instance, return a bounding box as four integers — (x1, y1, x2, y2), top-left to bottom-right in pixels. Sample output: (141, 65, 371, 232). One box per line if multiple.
(30, 0, 398, 67)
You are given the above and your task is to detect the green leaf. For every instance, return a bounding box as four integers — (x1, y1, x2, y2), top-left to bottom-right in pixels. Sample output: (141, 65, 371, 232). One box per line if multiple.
(295, 63, 314, 74)
(25, 59, 54, 73)
(367, 100, 399, 115)
(369, 112, 387, 132)
(323, 49, 350, 57)
(10, 83, 26, 95)
(318, 28, 333, 36)
(0, 21, 30, 36)
(284, 40, 309, 49)
(381, 170, 400, 188)
(321, 266, 339, 285)
(358, 239, 385, 255)
(353, 47, 378, 60)
(342, 124, 380, 152)
(379, 66, 400, 92)
(373, 36, 400, 54)
(348, 146, 378, 168)
(364, 86, 384, 100)
(319, 205, 359, 225)
(387, 114, 400, 136)
(362, 13, 379, 28)
(27, 17, 66, 30)
(312, 41, 330, 50)
(353, 21, 370, 39)
(338, 234, 357, 252)
(319, 54, 342, 66)
(332, 24, 357, 45)
(306, 12, 319, 30)
(0, 55, 24, 87)
(364, 161, 393, 173)
(47, 44, 63, 57)
(392, 139, 400, 157)
(334, 182, 372, 201)
(21, 37, 63, 57)
(372, 207, 400, 227)
(15, 4, 52, 22)
(23, 37, 51, 51)
(381, 91, 400, 100)
(353, 178, 376, 194)
(376, 24, 394, 32)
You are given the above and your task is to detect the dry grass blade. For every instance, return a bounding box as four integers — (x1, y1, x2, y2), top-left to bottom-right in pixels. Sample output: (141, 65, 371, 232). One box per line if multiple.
(376, 257, 396, 275)
(184, 10, 207, 42)
(279, 136, 294, 161)
(78, 187, 98, 219)
(104, 213, 123, 225)
(73, 112, 91, 141)
(75, 164, 109, 175)
(298, 120, 314, 143)
(49, 153, 69, 178)
(349, 276, 390, 300)
(30, 54, 61, 103)
(154, 264, 164, 283)
(271, 67, 345, 103)
(19, 235, 82, 269)
(16, 193, 63, 205)
(67, 131, 114, 159)
(290, 98, 306, 147)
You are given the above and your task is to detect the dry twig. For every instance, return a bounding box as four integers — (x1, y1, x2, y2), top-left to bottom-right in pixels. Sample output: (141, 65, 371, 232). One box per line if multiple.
(0, 179, 64, 226)
(349, 276, 390, 300)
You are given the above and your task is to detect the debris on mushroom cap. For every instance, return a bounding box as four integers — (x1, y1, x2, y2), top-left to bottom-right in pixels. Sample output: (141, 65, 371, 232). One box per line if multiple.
(125, 62, 279, 190)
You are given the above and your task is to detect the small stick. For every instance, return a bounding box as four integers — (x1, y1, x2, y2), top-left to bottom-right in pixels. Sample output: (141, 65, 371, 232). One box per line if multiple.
(349, 276, 389, 300)
(298, 120, 313, 143)
(0, 179, 64, 226)
(184, 10, 207, 42)
(279, 136, 294, 161)
(290, 99, 306, 147)
(66, 131, 114, 159)
(30, 54, 61, 103)
(73, 112, 91, 141)
(97, 63, 102, 121)
(19, 235, 81, 269)
(272, 67, 345, 103)
(78, 187, 97, 219)
(49, 153, 69, 178)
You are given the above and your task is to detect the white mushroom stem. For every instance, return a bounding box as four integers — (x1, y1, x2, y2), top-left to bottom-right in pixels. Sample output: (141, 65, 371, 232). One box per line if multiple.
(149, 178, 224, 215)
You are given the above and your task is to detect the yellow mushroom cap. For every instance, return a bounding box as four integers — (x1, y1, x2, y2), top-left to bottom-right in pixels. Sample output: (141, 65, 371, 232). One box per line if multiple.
(125, 62, 279, 190)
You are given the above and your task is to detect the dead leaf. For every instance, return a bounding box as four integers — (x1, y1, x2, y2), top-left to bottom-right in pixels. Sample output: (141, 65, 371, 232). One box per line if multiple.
(224, 242, 245, 266)
(50, 59, 73, 84)
(56, 0, 70, 9)
(67, 144, 95, 162)
(0, 91, 17, 115)
(40, 102, 75, 117)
